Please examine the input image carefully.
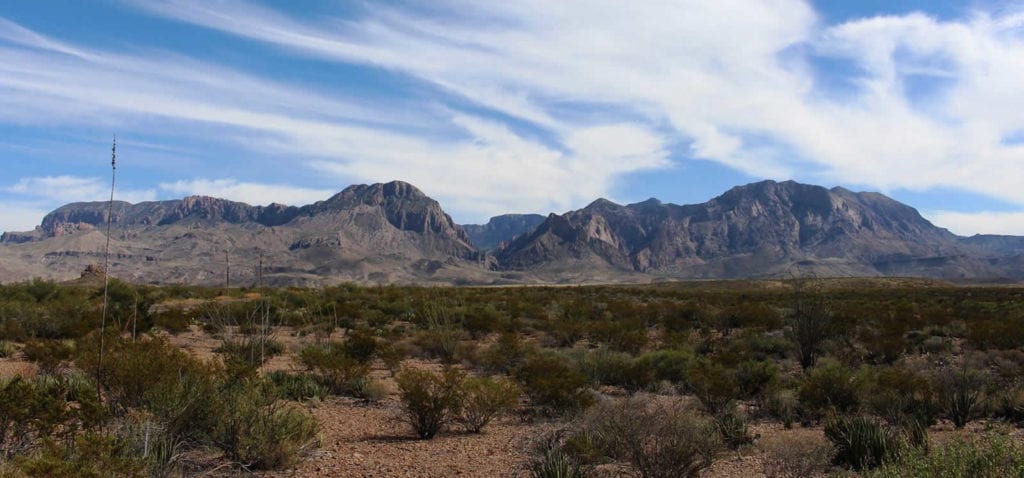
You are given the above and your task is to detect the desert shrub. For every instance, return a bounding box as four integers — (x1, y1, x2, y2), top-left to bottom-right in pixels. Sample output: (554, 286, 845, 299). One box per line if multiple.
(77, 335, 206, 410)
(298, 342, 371, 395)
(716, 303, 782, 333)
(735, 359, 778, 398)
(764, 386, 800, 428)
(0, 375, 103, 459)
(787, 302, 837, 370)
(414, 304, 464, 364)
(15, 432, 148, 478)
(106, 412, 184, 478)
(588, 319, 648, 354)
(21, 340, 73, 375)
(637, 348, 693, 383)
(151, 308, 190, 335)
(356, 378, 390, 403)
(463, 305, 502, 339)
(476, 332, 533, 374)
(759, 430, 834, 478)
(344, 328, 378, 364)
(142, 367, 221, 446)
(686, 359, 739, 415)
(966, 316, 1024, 350)
(514, 351, 593, 416)
(216, 336, 283, 380)
(993, 386, 1024, 424)
(377, 341, 410, 376)
(395, 367, 465, 439)
(863, 366, 938, 428)
(933, 367, 988, 428)
(798, 360, 861, 419)
(458, 376, 520, 433)
(577, 395, 719, 478)
(267, 371, 328, 402)
(824, 414, 904, 471)
(865, 434, 1024, 478)
(0, 341, 15, 358)
(211, 381, 318, 470)
(713, 407, 753, 450)
(526, 431, 586, 478)
(569, 348, 654, 394)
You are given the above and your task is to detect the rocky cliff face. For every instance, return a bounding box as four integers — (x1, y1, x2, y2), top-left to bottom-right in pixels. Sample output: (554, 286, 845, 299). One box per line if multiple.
(462, 214, 546, 251)
(0, 181, 487, 285)
(2, 179, 1022, 284)
(496, 180, 1006, 279)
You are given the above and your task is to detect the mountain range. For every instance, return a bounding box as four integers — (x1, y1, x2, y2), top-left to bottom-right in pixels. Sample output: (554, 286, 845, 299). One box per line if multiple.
(2, 179, 1021, 285)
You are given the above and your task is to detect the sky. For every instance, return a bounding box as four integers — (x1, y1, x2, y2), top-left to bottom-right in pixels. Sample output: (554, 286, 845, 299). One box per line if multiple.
(1, 1, 1024, 236)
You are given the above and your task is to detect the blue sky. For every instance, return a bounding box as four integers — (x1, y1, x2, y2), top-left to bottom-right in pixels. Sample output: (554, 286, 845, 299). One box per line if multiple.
(2, 1, 1024, 235)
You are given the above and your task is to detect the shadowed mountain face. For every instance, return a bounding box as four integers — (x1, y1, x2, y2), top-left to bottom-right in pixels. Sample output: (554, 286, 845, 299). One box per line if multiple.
(461, 214, 546, 251)
(1, 179, 1022, 285)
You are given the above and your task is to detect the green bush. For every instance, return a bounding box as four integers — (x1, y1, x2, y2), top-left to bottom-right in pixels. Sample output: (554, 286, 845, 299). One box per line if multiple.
(526, 432, 586, 478)
(798, 360, 861, 419)
(21, 340, 74, 375)
(824, 414, 903, 471)
(211, 381, 319, 470)
(514, 351, 593, 416)
(395, 367, 465, 439)
(298, 342, 371, 395)
(714, 407, 752, 450)
(864, 366, 938, 428)
(458, 376, 520, 433)
(15, 433, 147, 478)
(0, 374, 104, 459)
(577, 395, 720, 478)
(152, 308, 190, 335)
(344, 328, 378, 364)
(476, 332, 533, 374)
(686, 359, 739, 415)
(637, 348, 693, 383)
(933, 367, 988, 428)
(0, 341, 16, 358)
(267, 371, 328, 402)
(865, 434, 1024, 478)
(77, 335, 206, 410)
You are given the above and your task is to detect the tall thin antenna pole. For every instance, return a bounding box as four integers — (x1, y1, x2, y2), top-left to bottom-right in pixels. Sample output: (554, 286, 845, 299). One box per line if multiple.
(98, 135, 117, 402)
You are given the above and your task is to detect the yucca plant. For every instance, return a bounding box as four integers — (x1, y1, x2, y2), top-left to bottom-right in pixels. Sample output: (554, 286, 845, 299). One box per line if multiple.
(824, 414, 903, 470)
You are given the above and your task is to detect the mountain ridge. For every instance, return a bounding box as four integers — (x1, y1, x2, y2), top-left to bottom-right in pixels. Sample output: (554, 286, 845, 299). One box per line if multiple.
(1, 179, 1021, 285)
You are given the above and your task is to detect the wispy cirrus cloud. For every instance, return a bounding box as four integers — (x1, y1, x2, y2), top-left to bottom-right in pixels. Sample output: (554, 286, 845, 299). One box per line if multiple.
(3, 1, 1024, 236)
(131, 0, 1024, 205)
(0, 14, 670, 223)
(5, 176, 156, 204)
(924, 210, 1024, 236)
(158, 179, 335, 206)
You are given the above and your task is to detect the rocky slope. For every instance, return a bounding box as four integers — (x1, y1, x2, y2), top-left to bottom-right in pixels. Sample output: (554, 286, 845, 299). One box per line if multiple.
(461, 214, 546, 251)
(2, 179, 1022, 284)
(0, 181, 488, 286)
(495, 180, 1017, 280)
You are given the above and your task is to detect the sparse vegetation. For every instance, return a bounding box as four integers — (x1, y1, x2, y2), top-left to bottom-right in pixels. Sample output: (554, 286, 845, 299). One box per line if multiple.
(0, 279, 1021, 475)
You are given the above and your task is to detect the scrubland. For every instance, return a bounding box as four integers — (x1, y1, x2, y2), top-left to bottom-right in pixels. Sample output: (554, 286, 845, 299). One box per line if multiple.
(0, 278, 1023, 477)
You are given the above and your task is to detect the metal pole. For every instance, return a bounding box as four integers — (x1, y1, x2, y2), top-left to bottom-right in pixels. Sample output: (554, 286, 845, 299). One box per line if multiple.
(98, 135, 117, 402)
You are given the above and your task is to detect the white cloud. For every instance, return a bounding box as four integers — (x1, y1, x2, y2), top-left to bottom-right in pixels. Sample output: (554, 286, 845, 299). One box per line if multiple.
(0, 203, 49, 234)
(130, 0, 1024, 210)
(5, 176, 156, 204)
(5, 2, 1024, 224)
(158, 179, 335, 206)
(925, 210, 1024, 236)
